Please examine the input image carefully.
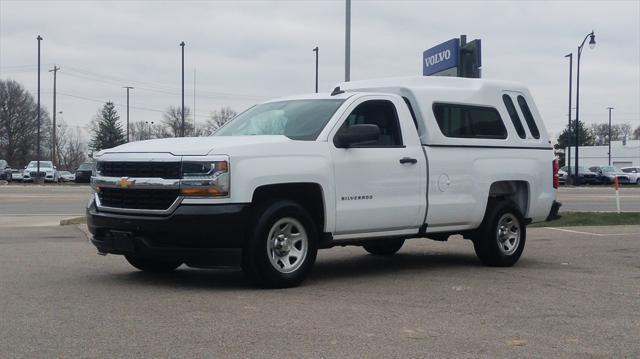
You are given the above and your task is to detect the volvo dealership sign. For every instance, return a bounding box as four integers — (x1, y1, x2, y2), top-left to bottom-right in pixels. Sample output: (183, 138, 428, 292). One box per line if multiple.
(423, 36, 482, 78)
(423, 38, 459, 76)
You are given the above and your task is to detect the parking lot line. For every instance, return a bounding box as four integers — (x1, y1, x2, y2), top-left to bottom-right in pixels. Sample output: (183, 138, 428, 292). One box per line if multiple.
(543, 227, 633, 237)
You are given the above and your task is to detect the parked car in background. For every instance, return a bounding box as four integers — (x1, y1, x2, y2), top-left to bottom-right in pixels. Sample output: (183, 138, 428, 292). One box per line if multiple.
(10, 169, 22, 181)
(560, 166, 599, 185)
(621, 167, 640, 184)
(0, 160, 12, 182)
(21, 161, 59, 182)
(589, 166, 630, 185)
(58, 171, 76, 182)
(558, 167, 568, 184)
(75, 162, 94, 183)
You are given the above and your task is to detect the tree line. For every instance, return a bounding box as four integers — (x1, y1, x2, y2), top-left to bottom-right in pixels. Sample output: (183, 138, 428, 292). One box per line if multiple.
(554, 119, 640, 166)
(1, 79, 237, 171)
(89, 102, 236, 150)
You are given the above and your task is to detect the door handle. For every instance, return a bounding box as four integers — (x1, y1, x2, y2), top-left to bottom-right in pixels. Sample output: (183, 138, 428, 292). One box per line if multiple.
(399, 157, 418, 164)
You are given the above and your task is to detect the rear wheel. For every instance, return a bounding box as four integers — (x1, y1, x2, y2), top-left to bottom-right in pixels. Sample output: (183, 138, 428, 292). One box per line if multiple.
(124, 255, 182, 272)
(363, 238, 405, 256)
(472, 199, 526, 267)
(242, 200, 318, 288)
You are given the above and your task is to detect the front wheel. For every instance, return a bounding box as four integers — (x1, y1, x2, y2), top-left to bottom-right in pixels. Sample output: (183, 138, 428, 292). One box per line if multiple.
(124, 255, 182, 272)
(242, 200, 318, 288)
(472, 200, 526, 267)
(363, 238, 405, 256)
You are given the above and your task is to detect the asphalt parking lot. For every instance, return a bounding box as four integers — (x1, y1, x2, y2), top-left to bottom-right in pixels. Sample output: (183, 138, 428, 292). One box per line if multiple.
(0, 183, 639, 357)
(0, 224, 638, 357)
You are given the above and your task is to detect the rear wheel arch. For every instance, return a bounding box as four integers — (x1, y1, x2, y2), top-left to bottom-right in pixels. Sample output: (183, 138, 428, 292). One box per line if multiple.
(487, 180, 530, 218)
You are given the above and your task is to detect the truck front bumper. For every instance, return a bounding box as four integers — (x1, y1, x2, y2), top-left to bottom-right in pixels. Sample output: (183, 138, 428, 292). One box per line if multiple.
(87, 200, 251, 266)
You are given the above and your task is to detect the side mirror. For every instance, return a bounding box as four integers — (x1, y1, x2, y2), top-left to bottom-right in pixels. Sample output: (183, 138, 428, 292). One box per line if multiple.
(334, 124, 380, 148)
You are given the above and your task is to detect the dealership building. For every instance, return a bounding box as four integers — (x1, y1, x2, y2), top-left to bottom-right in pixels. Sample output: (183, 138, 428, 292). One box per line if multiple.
(565, 140, 640, 168)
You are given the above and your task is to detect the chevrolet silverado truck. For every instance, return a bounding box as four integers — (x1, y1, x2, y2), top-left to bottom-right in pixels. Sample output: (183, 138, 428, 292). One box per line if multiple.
(88, 77, 561, 288)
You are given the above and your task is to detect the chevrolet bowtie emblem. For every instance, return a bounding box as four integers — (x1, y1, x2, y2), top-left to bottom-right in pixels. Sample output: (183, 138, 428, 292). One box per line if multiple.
(117, 177, 135, 188)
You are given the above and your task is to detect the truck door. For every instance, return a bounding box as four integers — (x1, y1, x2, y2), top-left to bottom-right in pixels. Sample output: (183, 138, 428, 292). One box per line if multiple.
(329, 95, 426, 236)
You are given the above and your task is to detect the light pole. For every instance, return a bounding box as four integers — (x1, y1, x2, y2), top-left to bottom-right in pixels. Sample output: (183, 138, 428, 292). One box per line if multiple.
(345, 0, 351, 82)
(124, 86, 133, 142)
(49, 65, 59, 166)
(607, 106, 614, 165)
(180, 41, 185, 137)
(313, 46, 319, 93)
(36, 35, 42, 183)
(574, 30, 596, 184)
(564, 53, 572, 181)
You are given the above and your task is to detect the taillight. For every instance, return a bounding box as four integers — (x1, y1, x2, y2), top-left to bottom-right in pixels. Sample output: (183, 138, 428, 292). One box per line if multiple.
(553, 159, 559, 189)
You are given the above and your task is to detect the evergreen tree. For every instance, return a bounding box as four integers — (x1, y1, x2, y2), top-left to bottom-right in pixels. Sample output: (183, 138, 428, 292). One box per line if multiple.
(554, 119, 595, 167)
(90, 101, 126, 151)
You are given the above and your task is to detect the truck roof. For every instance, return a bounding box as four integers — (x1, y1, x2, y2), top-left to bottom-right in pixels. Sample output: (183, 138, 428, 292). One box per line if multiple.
(337, 76, 528, 96)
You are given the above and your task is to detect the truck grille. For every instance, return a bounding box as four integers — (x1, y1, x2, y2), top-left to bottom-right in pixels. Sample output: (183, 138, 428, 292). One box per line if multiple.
(97, 161, 181, 179)
(98, 188, 179, 210)
(29, 171, 46, 177)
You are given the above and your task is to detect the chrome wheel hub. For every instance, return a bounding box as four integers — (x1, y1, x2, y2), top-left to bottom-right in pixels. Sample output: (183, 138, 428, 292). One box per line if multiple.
(496, 213, 521, 256)
(267, 217, 308, 273)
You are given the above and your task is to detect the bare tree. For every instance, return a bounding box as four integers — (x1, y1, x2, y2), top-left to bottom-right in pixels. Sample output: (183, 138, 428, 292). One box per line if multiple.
(0, 79, 51, 167)
(589, 122, 634, 144)
(54, 122, 86, 171)
(206, 106, 237, 133)
(162, 106, 194, 137)
(129, 120, 165, 141)
(633, 125, 640, 140)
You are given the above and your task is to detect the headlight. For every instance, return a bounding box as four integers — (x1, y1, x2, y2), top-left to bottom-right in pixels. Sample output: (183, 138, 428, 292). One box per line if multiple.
(179, 160, 229, 197)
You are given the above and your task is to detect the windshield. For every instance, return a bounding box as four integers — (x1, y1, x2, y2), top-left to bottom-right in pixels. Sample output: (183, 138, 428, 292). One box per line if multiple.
(27, 161, 52, 168)
(215, 99, 345, 140)
(78, 163, 93, 170)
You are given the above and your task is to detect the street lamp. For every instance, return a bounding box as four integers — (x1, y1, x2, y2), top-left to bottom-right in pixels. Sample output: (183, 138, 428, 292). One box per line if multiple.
(574, 30, 596, 184)
(564, 53, 572, 182)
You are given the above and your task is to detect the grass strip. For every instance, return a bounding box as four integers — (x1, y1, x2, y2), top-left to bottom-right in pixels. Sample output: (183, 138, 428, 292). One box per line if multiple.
(532, 212, 640, 227)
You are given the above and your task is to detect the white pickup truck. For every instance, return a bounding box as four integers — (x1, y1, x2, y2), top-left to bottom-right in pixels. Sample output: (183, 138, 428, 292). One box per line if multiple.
(88, 77, 560, 288)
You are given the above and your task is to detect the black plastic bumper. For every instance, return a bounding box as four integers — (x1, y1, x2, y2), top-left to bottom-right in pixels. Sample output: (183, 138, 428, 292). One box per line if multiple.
(87, 200, 251, 265)
(546, 200, 562, 221)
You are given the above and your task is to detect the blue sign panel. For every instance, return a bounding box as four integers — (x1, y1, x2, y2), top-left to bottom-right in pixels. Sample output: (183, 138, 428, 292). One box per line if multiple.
(423, 38, 459, 76)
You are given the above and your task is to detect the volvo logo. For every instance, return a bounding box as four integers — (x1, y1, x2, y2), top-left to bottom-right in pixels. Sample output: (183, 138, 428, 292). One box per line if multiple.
(424, 49, 451, 68)
(117, 177, 136, 188)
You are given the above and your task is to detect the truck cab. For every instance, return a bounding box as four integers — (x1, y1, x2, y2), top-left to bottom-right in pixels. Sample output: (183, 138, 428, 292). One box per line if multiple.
(87, 77, 559, 288)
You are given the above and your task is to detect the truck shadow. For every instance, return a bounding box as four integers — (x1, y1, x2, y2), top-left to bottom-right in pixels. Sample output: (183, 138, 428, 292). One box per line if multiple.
(100, 251, 506, 290)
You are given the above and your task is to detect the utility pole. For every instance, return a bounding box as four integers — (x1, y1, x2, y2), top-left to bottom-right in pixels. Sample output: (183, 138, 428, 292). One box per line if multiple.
(180, 41, 185, 137)
(193, 68, 196, 132)
(49, 65, 59, 167)
(123, 86, 134, 142)
(345, 0, 351, 82)
(36, 35, 42, 182)
(313, 46, 319, 93)
(564, 53, 572, 180)
(607, 106, 614, 165)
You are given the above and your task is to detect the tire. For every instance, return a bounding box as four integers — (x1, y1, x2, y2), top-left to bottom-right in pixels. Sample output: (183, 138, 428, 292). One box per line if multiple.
(472, 199, 526, 267)
(124, 255, 182, 272)
(242, 200, 318, 288)
(363, 238, 405, 256)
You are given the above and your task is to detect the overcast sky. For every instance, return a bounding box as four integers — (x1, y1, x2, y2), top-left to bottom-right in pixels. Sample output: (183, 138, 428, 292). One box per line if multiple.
(1, 0, 639, 139)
